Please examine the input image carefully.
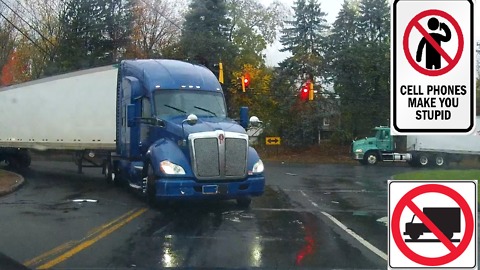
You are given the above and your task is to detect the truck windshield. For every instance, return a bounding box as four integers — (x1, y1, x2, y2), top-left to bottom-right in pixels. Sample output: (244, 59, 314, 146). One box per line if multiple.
(154, 90, 227, 118)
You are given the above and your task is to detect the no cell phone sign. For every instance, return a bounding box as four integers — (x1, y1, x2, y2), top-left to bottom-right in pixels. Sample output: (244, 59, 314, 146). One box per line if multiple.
(391, 0, 475, 134)
(388, 181, 478, 269)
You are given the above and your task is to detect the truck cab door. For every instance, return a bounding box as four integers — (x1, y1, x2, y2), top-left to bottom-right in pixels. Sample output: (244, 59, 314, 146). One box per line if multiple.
(139, 97, 152, 155)
(377, 130, 393, 151)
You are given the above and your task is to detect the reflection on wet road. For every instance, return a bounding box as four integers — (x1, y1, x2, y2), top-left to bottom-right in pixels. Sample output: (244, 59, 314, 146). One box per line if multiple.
(111, 187, 381, 269)
(0, 161, 424, 269)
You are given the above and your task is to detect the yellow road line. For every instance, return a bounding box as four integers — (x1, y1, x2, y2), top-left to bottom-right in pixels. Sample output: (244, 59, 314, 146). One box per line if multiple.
(37, 208, 147, 269)
(23, 208, 138, 268)
(23, 241, 77, 267)
(85, 209, 137, 237)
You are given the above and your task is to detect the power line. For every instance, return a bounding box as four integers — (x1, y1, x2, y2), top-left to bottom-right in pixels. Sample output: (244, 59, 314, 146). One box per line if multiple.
(14, 0, 61, 19)
(0, 10, 49, 55)
(0, 0, 56, 49)
(138, 0, 182, 31)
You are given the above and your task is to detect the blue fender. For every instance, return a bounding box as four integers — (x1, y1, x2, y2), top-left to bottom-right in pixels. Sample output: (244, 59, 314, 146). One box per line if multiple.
(247, 146, 263, 174)
(146, 138, 194, 178)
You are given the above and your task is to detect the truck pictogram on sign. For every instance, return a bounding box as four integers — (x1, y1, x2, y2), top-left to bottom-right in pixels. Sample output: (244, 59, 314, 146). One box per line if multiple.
(388, 181, 477, 269)
(391, 0, 475, 135)
(404, 207, 460, 242)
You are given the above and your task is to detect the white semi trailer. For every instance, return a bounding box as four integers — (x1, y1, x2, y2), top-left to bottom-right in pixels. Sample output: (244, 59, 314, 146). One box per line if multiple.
(0, 65, 117, 171)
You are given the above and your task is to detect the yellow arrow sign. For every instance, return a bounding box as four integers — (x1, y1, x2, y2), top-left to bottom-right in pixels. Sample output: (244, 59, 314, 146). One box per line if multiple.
(265, 137, 281, 145)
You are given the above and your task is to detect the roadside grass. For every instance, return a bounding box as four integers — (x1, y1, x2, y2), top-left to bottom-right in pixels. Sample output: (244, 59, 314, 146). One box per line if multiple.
(394, 170, 480, 200)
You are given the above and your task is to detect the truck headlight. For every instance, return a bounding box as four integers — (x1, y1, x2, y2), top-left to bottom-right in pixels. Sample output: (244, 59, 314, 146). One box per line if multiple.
(252, 159, 264, 174)
(160, 160, 186, 175)
(355, 149, 363, 153)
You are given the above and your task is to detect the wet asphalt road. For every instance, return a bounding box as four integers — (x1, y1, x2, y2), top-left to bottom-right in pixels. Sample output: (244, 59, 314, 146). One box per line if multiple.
(0, 160, 420, 269)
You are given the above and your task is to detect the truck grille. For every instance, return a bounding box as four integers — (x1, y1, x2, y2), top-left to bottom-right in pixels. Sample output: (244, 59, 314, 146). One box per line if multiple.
(190, 132, 248, 180)
(225, 138, 248, 176)
(193, 138, 220, 177)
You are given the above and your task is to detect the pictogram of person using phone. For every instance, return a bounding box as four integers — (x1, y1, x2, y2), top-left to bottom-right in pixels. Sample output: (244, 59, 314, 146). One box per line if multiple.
(416, 17, 451, 70)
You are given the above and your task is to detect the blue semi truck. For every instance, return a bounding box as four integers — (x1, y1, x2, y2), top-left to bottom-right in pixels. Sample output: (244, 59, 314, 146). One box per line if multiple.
(0, 59, 265, 207)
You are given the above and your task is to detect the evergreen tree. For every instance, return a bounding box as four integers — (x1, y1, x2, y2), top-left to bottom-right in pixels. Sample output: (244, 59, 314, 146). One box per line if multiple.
(279, 0, 329, 76)
(181, 0, 231, 69)
(275, 0, 329, 147)
(56, 0, 133, 72)
(328, 0, 390, 137)
(357, 0, 390, 131)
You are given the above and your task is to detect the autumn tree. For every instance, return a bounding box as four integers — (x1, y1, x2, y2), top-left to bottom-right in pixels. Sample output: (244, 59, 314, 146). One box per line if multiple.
(226, 0, 285, 65)
(224, 0, 285, 120)
(127, 0, 183, 58)
(0, 2, 18, 84)
(7, 0, 64, 78)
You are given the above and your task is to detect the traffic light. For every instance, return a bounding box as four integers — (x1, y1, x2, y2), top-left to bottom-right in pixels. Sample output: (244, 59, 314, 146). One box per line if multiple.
(241, 73, 250, 92)
(308, 80, 314, 101)
(299, 80, 314, 101)
(300, 83, 309, 101)
(218, 62, 224, 84)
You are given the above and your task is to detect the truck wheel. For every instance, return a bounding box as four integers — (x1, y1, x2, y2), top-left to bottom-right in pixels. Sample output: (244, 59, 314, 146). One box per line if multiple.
(434, 155, 446, 167)
(236, 197, 252, 208)
(364, 152, 378, 165)
(418, 154, 430, 167)
(104, 161, 114, 184)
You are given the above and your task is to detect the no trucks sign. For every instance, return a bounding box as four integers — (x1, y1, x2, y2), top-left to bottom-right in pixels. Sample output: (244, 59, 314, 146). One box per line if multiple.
(391, 0, 475, 135)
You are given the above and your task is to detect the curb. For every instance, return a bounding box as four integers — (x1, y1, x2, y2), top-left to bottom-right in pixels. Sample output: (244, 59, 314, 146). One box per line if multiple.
(0, 169, 25, 197)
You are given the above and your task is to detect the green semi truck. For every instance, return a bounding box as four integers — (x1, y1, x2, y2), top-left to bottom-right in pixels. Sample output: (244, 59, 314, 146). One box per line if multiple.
(352, 118, 480, 167)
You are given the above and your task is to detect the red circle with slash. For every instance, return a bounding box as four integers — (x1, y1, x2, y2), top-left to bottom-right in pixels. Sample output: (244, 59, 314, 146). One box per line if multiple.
(391, 184, 474, 266)
(403, 9, 464, 76)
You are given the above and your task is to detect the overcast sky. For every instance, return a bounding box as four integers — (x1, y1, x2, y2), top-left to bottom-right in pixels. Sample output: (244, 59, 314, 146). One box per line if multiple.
(262, 0, 480, 67)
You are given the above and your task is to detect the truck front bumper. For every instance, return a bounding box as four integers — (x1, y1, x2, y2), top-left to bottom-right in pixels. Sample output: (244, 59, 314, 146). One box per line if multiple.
(353, 153, 364, 160)
(153, 175, 265, 200)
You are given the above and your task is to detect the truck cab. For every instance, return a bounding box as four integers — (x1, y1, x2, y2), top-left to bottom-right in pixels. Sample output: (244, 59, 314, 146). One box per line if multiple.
(109, 59, 265, 207)
(352, 126, 411, 165)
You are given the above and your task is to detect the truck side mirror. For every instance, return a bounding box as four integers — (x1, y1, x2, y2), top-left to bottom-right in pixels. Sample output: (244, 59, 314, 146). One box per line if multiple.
(185, 114, 198, 126)
(127, 104, 135, 127)
(249, 116, 262, 127)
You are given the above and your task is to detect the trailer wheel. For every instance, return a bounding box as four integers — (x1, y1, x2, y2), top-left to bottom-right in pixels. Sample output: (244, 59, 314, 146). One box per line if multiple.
(418, 154, 430, 167)
(434, 155, 446, 167)
(363, 151, 378, 165)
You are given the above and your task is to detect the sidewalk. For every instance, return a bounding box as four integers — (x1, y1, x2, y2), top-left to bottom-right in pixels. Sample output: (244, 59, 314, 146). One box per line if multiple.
(0, 169, 24, 196)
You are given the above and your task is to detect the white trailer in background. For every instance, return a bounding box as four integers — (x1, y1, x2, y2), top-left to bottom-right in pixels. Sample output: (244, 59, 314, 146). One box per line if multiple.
(0, 65, 118, 171)
(352, 116, 480, 166)
(404, 125, 480, 166)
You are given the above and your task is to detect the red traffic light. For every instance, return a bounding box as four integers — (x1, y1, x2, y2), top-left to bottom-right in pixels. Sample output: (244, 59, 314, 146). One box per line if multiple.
(243, 74, 250, 88)
(300, 83, 309, 100)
